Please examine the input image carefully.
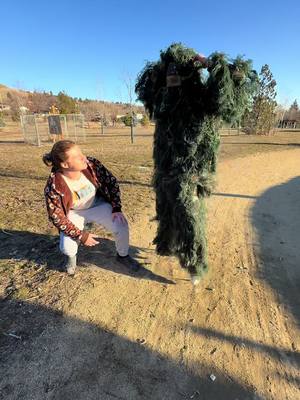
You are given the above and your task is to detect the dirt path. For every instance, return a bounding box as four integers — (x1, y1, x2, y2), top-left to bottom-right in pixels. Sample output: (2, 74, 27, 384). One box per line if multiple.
(1, 149, 300, 400)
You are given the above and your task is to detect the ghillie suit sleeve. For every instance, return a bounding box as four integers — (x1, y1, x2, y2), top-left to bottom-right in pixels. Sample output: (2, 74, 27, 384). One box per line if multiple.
(136, 43, 258, 281)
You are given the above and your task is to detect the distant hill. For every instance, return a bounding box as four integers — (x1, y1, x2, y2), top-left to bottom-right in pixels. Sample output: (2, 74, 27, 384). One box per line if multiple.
(0, 83, 145, 121)
(0, 84, 26, 97)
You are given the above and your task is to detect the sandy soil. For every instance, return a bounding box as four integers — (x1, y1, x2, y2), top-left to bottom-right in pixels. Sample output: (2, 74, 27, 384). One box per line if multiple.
(0, 143, 299, 399)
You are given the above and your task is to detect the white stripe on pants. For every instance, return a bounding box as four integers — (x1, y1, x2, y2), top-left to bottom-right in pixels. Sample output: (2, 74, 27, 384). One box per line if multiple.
(59, 200, 129, 257)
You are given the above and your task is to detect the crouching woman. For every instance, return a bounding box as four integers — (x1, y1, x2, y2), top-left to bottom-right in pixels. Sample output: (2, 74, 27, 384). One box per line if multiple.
(43, 140, 139, 275)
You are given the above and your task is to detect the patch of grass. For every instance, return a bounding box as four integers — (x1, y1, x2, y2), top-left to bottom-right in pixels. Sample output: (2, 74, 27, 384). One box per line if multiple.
(9, 286, 31, 300)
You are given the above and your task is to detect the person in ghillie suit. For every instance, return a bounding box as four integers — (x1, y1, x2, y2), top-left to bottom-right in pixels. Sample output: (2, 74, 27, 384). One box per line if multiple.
(135, 43, 258, 284)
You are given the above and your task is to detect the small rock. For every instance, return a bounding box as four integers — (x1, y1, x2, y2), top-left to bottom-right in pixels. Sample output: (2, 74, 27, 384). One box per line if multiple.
(190, 391, 200, 399)
(210, 374, 216, 382)
(3, 332, 22, 340)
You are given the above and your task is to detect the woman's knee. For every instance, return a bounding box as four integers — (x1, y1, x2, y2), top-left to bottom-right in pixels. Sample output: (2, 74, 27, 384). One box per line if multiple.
(112, 218, 129, 235)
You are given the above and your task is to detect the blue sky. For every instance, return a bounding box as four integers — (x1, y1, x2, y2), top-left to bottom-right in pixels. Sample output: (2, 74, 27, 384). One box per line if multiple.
(1, 0, 299, 106)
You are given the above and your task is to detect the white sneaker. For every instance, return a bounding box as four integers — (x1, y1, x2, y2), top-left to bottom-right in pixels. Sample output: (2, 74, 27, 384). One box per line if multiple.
(191, 274, 201, 285)
(66, 264, 76, 276)
(65, 255, 77, 276)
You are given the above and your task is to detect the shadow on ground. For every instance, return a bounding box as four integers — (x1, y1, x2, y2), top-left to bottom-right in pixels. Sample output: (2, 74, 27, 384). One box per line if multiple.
(188, 326, 300, 368)
(0, 299, 265, 400)
(0, 172, 45, 181)
(251, 177, 300, 328)
(222, 142, 300, 147)
(0, 230, 173, 284)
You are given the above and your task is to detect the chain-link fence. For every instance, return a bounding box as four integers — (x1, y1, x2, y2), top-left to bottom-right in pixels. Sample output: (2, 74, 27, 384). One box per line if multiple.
(20, 114, 86, 145)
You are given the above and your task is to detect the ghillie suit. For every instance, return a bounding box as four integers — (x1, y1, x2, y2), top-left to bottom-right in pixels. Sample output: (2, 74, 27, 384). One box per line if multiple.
(135, 43, 257, 282)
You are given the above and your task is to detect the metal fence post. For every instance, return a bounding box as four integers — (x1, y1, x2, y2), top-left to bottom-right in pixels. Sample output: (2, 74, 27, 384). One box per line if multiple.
(64, 115, 68, 138)
(73, 114, 77, 142)
(20, 115, 26, 142)
(34, 115, 41, 146)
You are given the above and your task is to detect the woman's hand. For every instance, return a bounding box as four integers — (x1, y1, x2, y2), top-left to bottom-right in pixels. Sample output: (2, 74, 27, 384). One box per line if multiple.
(84, 233, 100, 246)
(112, 212, 127, 224)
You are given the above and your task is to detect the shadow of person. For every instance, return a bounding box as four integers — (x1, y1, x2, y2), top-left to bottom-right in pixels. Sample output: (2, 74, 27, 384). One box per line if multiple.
(0, 230, 174, 285)
(0, 140, 25, 144)
(187, 325, 300, 368)
(0, 298, 265, 400)
(222, 142, 300, 147)
(0, 172, 46, 181)
(119, 180, 152, 188)
(80, 237, 174, 284)
(251, 177, 300, 328)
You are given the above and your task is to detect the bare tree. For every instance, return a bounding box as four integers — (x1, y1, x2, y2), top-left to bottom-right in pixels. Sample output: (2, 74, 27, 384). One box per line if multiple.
(6, 92, 21, 121)
(123, 72, 135, 143)
(27, 91, 56, 113)
(96, 80, 106, 134)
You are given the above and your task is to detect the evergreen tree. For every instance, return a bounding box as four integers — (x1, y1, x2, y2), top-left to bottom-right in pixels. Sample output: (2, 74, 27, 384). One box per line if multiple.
(287, 99, 300, 125)
(289, 99, 299, 111)
(122, 113, 137, 127)
(245, 64, 277, 135)
(140, 114, 150, 126)
(57, 91, 77, 114)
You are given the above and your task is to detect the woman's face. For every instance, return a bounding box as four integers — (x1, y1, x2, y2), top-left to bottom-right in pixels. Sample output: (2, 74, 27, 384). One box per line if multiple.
(62, 145, 87, 171)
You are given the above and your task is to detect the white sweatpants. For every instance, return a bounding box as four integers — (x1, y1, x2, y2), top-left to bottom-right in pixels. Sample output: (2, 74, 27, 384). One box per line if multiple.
(59, 200, 129, 258)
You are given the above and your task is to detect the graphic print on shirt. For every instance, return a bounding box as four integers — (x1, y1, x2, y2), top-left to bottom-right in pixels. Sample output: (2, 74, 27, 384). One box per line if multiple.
(73, 184, 93, 202)
(62, 173, 96, 210)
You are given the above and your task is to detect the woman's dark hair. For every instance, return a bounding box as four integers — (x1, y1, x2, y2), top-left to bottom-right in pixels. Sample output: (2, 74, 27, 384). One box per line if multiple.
(42, 140, 76, 170)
